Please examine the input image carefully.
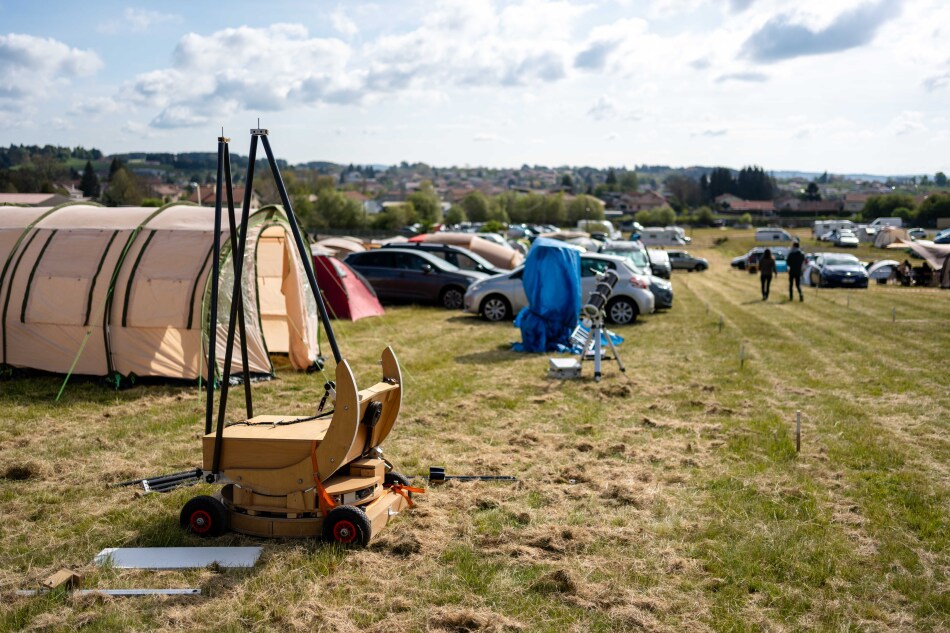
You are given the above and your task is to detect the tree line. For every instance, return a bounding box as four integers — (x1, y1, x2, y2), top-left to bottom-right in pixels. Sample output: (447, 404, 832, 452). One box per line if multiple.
(861, 192, 950, 226)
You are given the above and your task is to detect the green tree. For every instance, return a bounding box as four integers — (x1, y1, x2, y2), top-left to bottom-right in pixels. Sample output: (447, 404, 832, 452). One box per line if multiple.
(618, 171, 638, 193)
(316, 190, 364, 229)
(372, 204, 411, 230)
(801, 182, 821, 201)
(916, 192, 950, 226)
(604, 168, 618, 191)
(560, 173, 574, 192)
(862, 193, 916, 219)
(461, 191, 492, 222)
(739, 212, 753, 226)
(935, 171, 948, 187)
(108, 157, 124, 178)
(79, 161, 100, 198)
(694, 206, 715, 226)
(444, 205, 466, 225)
(566, 195, 604, 225)
(406, 186, 441, 224)
(101, 168, 143, 206)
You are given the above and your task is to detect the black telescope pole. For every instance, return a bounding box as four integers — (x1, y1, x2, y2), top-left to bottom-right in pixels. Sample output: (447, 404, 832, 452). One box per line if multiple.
(211, 133, 258, 476)
(258, 130, 342, 364)
(204, 137, 226, 435)
(223, 148, 253, 419)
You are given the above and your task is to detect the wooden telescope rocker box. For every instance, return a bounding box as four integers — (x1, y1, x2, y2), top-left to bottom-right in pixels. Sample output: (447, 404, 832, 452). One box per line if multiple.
(178, 129, 419, 547)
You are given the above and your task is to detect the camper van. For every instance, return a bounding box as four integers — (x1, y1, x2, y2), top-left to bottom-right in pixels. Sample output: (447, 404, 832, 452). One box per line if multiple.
(576, 220, 621, 240)
(868, 217, 903, 229)
(638, 226, 690, 246)
(755, 228, 794, 243)
(813, 220, 854, 240)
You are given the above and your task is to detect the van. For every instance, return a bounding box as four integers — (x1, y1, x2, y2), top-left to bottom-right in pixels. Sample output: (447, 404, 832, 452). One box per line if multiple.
(755, 228, 794, 243)
(638, 226, 690, 246)
(813, 220, 854, 239)
(576, 220, 621, 240)
(868, 217, 902, 229)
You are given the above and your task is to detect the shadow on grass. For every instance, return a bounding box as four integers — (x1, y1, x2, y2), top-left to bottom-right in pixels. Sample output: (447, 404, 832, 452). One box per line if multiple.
(454, 344, 523, 365)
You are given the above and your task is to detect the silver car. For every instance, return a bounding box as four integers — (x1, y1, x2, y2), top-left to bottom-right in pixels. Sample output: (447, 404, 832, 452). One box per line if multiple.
(463, 252, 655, 324)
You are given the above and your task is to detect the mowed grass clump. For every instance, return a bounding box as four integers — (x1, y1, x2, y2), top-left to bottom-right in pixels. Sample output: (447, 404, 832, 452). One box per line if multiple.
(1, 229, 948, 632)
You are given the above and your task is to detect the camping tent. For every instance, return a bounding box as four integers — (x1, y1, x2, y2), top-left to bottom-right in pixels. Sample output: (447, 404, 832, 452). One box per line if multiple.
(315, 236, 366, 257)
(0, 202, 321, 381)
(886, 239, 950, 288)
(411, 233, 524, 269)
(873, 226, 908, 248)
(312, 246, 384, 321)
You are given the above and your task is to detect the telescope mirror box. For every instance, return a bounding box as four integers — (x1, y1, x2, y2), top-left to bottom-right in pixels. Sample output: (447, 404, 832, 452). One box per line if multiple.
(549, 357, 581, 379)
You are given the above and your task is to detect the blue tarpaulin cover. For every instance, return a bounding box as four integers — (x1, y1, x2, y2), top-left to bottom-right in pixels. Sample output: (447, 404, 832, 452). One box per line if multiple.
(512, 238, 581, 352)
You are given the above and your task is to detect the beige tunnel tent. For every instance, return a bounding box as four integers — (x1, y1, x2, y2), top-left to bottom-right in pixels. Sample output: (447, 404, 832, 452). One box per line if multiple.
(0, 202, 321, 381)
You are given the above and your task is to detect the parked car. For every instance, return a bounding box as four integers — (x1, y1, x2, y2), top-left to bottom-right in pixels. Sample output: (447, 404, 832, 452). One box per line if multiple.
(829, 229, 859, 248)
(906, 227, 927, 240)
(599, 241, 672, 308)
(345, 248, 488, 309)
(935, 228, 950, 244)
(464, 253, 655, 324)
(666, 250, 708, 271)
(755, 228, 794, 242)
(731, 247, 788, 273)
(646, 248, 671, 279)
(807, 253, 869, 288)
(381, 242, 503, 275)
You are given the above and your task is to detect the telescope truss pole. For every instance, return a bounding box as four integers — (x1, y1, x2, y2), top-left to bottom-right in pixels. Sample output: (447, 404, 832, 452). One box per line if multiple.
(257, 130, 342, 364)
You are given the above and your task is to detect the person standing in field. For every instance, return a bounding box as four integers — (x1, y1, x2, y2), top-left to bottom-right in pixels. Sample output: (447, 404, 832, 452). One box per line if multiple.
(787, 242, 805, 301)
(759, 248, 775, 300)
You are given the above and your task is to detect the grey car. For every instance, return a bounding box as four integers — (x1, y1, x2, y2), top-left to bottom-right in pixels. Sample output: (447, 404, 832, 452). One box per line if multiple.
(345, 248, 488, 309)
(666, 250, 708, 271)
(463, 253, 655, 324)
(599, 242, 673, 309)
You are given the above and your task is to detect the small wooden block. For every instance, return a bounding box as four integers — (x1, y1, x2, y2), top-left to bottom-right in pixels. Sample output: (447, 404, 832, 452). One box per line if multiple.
(41, 569, 82, 590)
(349, 458, 384, 478)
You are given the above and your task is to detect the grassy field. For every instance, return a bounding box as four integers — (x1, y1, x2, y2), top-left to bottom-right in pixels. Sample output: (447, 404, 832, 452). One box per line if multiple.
(1, 229, 948, 632)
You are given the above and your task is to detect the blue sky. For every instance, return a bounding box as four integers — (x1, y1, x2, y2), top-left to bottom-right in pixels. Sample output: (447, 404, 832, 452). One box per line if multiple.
(1, 0, 947, 174)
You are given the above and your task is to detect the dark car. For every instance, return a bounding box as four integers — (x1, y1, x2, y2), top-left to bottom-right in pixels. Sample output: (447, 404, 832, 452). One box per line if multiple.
(808, 253, 869, 288)
(666, 250, 708, 271)
(731, 247, 788, 273)
(381, 242, 503, 275)
(649, 276, 673, 310)
(344, 248, 488, 309)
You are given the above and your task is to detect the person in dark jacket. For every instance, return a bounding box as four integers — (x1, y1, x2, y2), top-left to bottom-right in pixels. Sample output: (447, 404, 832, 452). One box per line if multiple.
(759, 248, 775, 300)
(787, 242, 805, 301)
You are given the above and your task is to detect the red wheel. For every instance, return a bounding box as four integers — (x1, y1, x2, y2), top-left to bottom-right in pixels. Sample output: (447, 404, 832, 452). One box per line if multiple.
(332, 519, 359, 544)
(322, 505, 372, 547)
(180, 495, 228, 537)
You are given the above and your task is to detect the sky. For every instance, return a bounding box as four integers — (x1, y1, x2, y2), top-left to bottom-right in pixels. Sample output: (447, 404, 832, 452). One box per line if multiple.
(0, 0, 948, 175)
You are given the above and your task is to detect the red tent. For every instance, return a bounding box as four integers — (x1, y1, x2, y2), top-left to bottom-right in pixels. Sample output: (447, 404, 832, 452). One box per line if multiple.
(312, 250, 384, 321)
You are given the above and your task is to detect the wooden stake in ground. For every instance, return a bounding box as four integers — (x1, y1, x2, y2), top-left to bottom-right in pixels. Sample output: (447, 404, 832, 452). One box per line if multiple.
(892, 307, 896, 322)
(796, 410, 801, 453)
(740, 343, 745, 369)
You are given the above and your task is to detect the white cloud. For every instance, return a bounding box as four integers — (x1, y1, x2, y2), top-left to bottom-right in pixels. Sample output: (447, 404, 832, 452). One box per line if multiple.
(330, 6, 359, 37)
(0, 34, 101, 109)
(99, 8, 180, 34)
(587, 95, 618, 120)
(885, 111, 926, 136)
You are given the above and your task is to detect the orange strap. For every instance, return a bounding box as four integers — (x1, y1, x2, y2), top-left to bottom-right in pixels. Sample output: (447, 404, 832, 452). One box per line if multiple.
(388, 483, 425, 509)
(310, 440, 336, 513)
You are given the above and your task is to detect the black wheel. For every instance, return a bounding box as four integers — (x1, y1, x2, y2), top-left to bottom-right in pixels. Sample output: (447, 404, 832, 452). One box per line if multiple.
(480, 294, 512, 322)
(440, 286, 465, 310)
(323, 505, 372, 547)
(384, 471, 413, 499)
(180, 495, 228, 537)
(606, 297, 638, 325)
(695, 264, 707, 272)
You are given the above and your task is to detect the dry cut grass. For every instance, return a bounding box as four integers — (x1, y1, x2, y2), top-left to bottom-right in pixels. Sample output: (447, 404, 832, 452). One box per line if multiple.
(1, 229, 948, 632)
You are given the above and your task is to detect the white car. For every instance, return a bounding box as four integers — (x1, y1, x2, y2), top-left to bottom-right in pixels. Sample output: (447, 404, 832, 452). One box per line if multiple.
(463, 253, 655, 324)
(833, 229, 860, 248)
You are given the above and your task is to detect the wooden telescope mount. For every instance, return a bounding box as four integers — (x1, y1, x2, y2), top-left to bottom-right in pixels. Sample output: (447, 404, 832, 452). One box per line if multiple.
(178, 129, 417, 546)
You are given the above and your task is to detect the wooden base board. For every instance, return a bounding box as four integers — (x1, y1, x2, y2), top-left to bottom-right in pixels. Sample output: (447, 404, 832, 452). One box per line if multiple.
(224, 488, 410, 540)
